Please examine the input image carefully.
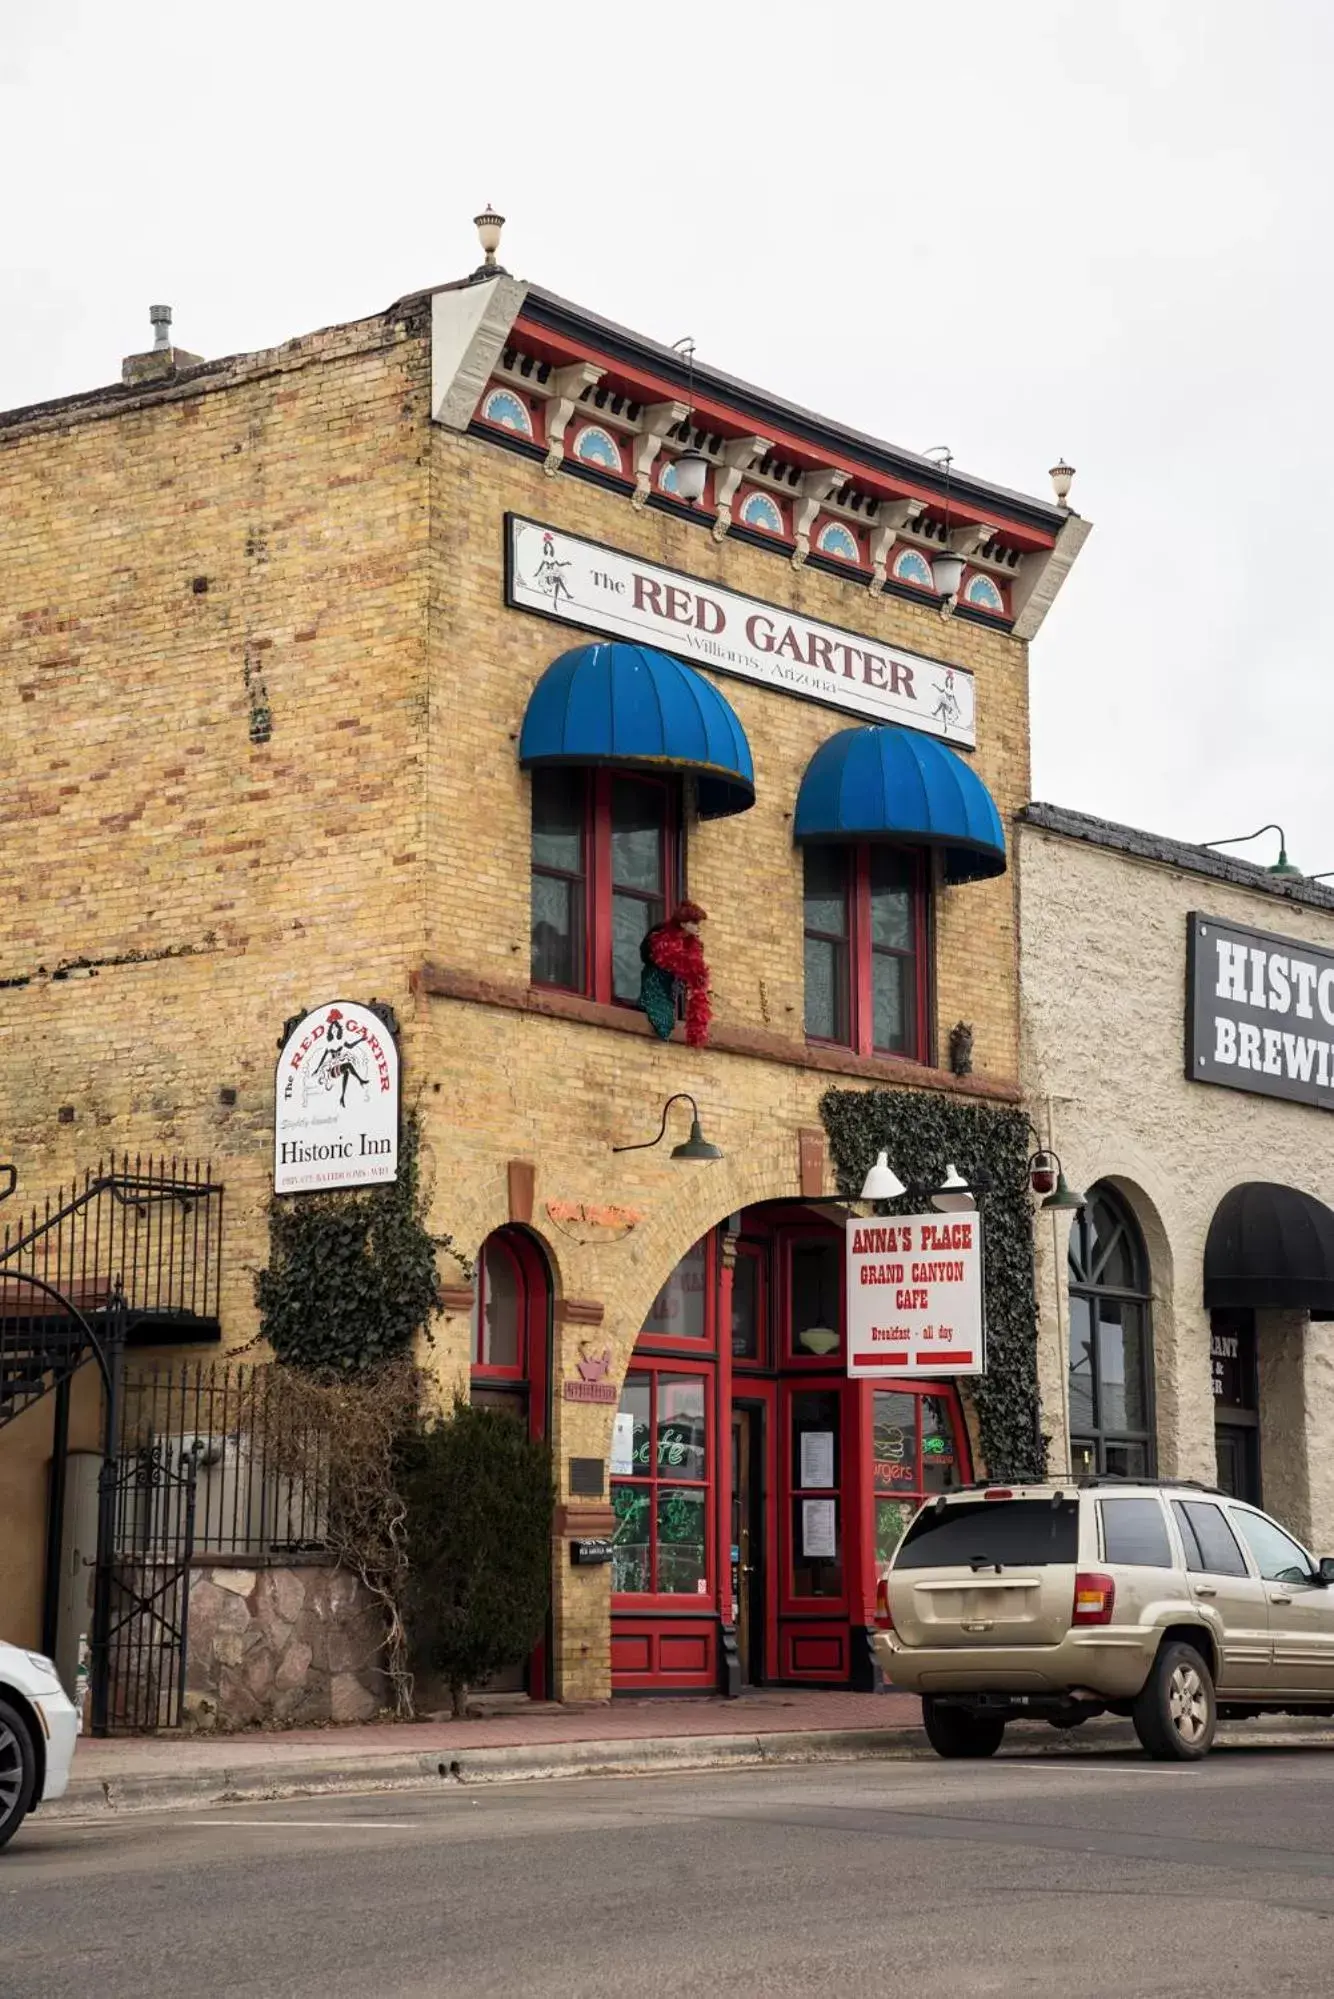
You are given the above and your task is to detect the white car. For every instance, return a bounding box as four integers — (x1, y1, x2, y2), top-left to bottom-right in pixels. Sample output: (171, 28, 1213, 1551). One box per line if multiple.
(0, 1641, 80, 1850)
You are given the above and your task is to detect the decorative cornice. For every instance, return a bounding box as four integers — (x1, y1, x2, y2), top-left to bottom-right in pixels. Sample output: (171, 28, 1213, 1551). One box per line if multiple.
(1010, 512, 1092, 642)
(712, 435, 772, 542)
(792, 467, 843, 568)
(542, 362, 605, 476)
(631, 400, 689, 510)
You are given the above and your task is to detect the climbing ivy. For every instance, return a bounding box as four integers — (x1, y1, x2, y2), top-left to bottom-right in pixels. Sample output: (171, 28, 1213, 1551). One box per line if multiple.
(255, 1107, 457, 1374)
(819, 1088, 1045, 1481)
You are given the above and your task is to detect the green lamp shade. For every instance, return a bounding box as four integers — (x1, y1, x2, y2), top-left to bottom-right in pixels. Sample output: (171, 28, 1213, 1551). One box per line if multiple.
(799, 1326, 839, 1356)
(1041, 1170, 1085, 1212)
(671, 1118, 723, 1162)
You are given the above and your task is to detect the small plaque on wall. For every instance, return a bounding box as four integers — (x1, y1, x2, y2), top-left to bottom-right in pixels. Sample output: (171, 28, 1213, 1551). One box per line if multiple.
(569, 1457, 605, 1498)
(570, 1538, 615, 1566)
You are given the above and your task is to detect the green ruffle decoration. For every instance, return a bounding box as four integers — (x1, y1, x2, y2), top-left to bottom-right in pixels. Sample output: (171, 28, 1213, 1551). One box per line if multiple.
(639, 960, 677, 1040)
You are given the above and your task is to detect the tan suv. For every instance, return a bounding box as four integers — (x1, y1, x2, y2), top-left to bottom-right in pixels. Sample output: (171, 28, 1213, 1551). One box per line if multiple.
(875, 1478, 1334, 1761)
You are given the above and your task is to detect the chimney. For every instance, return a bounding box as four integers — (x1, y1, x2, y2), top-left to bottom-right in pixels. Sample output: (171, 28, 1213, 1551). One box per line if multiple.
(122, 304, 203, 386)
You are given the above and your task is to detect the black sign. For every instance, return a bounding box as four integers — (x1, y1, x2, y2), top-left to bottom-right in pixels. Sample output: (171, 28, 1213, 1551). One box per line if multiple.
(1210, 1316, 1255, 1410)
(1187, 913, 1334, 1112)
(570, 1538, 615, 1566)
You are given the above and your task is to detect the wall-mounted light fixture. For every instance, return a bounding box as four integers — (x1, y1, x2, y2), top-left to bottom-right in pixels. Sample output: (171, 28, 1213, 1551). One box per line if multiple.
(612, 1092, 722, 1161)
(1202, 823, 1303, 880)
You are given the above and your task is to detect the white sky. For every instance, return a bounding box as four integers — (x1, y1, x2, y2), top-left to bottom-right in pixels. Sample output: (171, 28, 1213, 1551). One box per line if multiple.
(6, 1, 1331, 874)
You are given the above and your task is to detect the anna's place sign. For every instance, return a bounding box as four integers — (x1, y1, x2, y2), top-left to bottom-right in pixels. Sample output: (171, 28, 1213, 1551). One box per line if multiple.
(506, 516, 976, 746)
(1188, 913, 1334, 1111)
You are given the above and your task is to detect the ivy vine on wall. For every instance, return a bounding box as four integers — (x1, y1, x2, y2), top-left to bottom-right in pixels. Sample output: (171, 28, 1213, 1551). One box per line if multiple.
(819, 1088, 1045, 1481)
(255, 1106, 461, 1373)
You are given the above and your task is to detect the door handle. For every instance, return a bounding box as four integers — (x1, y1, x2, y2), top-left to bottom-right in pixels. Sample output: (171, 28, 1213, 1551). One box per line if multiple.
(1195, 1584, 1217, 1598)
(1272, 1593, 1293, 1605)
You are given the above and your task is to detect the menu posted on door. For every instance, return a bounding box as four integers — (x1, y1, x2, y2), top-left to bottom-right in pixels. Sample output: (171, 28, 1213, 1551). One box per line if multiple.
(845, 1214, 985, 1377)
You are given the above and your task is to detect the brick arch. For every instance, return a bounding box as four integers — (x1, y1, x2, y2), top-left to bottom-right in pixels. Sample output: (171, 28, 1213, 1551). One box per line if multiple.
(597, 1143, 812, 1372)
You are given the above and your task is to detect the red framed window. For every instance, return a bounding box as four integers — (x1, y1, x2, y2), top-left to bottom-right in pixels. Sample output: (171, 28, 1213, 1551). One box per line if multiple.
(639, 1236, 713, 1348)
(802, 844, 930, 1061)
(469, 1229, 550, 1441)
(871, 1384, 967, 1608)
(611, 1363, 713, 1599)
(530, 768, 680, 1005)
(729, 1240, 768, 1369)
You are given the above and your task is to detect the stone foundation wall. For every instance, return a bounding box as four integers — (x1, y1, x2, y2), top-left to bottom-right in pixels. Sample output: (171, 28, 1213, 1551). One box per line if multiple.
(185, 1563, 386, 1731)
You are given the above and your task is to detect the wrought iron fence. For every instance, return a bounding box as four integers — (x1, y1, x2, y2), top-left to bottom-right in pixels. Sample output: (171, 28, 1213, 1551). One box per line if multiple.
(119, 1361, 330, 1559)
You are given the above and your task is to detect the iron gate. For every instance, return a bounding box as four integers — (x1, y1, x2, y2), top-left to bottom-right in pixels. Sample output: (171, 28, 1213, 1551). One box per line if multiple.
(92, 1436, 199, 1733)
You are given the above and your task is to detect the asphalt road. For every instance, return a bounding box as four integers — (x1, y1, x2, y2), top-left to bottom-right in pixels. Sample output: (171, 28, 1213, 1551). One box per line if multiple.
(9, 1747, 1334, 1997)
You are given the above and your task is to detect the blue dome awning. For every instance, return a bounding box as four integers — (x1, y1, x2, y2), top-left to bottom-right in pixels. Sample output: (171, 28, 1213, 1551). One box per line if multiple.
(793, 724, 1006, 882)
(518, 642, 755, 820)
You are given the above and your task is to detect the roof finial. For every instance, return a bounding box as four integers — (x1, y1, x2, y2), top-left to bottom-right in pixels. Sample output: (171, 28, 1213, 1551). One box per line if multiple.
(473, 205, 506, 273)
(1049, 458, 1075, 505)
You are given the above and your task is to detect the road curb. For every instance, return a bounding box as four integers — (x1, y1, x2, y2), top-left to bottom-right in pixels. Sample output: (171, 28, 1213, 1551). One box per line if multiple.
(43, 1727, 932, 1819)
(40, 1717, 1334, 1821)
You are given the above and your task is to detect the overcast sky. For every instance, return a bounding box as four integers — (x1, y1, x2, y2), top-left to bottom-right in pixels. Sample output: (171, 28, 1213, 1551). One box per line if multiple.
(6, 1, 1331, 874)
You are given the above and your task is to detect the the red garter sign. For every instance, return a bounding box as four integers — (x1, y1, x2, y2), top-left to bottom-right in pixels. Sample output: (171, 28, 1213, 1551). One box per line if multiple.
(274, 1002, 400, 1194)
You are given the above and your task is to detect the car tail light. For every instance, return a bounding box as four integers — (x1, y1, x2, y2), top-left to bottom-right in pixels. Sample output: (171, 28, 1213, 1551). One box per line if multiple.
(1072, 1571, 1116, 1626)
(876, 1577, 893, 1628)
(982, 1488, 1013, 1500)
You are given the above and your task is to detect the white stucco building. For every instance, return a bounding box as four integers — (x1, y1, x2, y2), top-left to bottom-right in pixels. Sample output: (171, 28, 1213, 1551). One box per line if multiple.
(1019, 804, 1334, 1552)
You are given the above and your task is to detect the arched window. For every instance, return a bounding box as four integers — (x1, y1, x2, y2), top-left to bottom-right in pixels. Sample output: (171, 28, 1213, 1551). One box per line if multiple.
(963, 572, 1004, 613)
(1067, 1186, 1155, 1478)
(893, 547, 933, 589)
(740, 490, 784, 534)
(816, 521, 860, 562)
(572, 424, 623, 472)
(481, 387, 533, 437)
(470, 1228, 551, 1439)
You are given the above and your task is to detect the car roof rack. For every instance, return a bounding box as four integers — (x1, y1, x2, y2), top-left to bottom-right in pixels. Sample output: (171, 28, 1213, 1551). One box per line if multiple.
(941, 1475, 1227, 1498)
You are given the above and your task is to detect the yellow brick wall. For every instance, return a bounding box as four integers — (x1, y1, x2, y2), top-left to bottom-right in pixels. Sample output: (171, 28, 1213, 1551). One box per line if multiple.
(0, 306, 1036, 1695)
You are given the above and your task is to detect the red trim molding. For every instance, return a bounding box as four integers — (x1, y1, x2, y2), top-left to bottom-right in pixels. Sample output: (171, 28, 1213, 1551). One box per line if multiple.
(556, 1502, 616, 1536)
(508, 1158, 536, 1224)
(440, 1283, 475, 1312)
(418, 964, 1021, 1104)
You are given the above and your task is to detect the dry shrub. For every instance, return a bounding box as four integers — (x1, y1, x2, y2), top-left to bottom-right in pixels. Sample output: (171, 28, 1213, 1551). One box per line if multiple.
(255, 1358, 421, 1717)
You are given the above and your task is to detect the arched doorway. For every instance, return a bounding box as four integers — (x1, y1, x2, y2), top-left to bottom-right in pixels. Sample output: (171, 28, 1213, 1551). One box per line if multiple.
(609, 1204, 971, 1694)
(1067, 1185, 1155, 1478)
(469, 1226, 552, 1694)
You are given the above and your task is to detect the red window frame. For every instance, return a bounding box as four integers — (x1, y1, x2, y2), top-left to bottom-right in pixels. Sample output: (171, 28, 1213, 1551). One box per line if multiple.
(782, 1226, 846, 1371)
(863, 1381, 970, 1622)
(729, 1239, 769, 1371)
(803, 843, 931, 1063)
(531, 768, 681, 1008)
(779, 1375, 859, 1616)
(611, 1359, 716, 1603)
(636, 1232, 717, 1354)
(469, 1228, 550, 1444)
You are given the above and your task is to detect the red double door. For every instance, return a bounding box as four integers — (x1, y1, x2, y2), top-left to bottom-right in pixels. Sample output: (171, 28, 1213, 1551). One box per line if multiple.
(610, 1208, 969, 1693)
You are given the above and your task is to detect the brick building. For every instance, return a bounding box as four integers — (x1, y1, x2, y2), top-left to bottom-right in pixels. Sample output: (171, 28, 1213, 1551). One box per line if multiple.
(0, 220, 1086, 1715)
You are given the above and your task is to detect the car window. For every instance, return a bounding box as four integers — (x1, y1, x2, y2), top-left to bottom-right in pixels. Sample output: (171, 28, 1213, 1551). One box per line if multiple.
(1100, 1498, 1173, 1567)
(895, 1498, 1078, 1570)
(1231, 1510, 1313, 1585)
(1172, 1499, 1248, 1577)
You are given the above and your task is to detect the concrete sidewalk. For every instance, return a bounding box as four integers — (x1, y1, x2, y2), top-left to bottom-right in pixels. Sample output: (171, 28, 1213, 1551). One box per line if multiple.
(45, 1688, 1334, 1821)
(51, 1688, 921, 1818)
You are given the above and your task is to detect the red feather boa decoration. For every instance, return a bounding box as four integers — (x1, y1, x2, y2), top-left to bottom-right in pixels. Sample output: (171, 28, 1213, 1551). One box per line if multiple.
(646, 903, 712, 1046)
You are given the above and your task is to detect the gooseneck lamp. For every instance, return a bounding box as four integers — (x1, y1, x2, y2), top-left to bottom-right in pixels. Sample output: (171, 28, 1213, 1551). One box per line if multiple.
(612, 1093, 723, 1161)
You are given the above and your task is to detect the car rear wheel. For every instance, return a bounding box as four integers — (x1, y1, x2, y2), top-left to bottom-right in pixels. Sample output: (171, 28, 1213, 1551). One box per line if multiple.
(0, 1701, 37, 1853)
(1131, 1641, 1216, 1762)
(921, 1698, 1006, 1759)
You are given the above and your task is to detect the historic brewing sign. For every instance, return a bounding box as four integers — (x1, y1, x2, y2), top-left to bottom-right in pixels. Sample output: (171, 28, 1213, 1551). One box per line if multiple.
(506, 516, 976, 746)
(1187, 914, 1334, 1111)
(845, 1213, 985, 1378)
(274, 1001, 400, 1193)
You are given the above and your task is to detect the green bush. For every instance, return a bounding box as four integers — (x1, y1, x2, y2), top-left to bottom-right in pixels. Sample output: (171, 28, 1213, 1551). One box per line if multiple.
(255, 1108, 449, 1373)
(402, 1399, 555, 1715)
